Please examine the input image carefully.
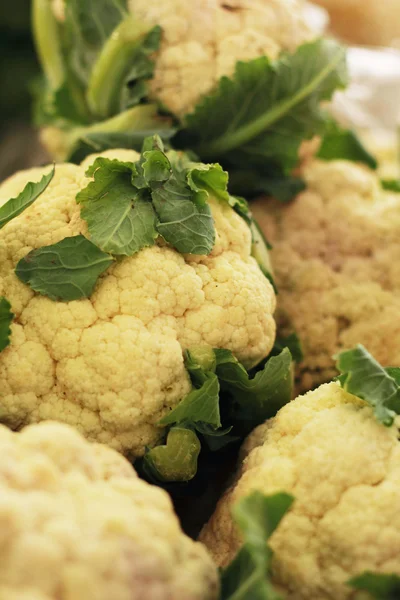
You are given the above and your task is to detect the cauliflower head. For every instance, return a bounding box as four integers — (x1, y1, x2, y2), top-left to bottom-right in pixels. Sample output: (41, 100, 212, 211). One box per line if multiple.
(201, 381, 400, 599)
(252, 159, 400, 391)
(0, 149, 276, 456)
(50, 0, 313, 118)
(127, 0, 314, 117)
(0, 420, 218, 600)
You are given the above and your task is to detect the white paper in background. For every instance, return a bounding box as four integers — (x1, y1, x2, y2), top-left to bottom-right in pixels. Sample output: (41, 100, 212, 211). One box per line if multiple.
(330, 46, 400, 176)
(304, 2, 330, 34)
(331, 47, 400, 131)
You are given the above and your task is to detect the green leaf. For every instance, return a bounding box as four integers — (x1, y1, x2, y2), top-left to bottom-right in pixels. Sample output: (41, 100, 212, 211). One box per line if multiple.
(15, 235, 114, 301)
(335, 345, 400, 426)
(259, 176, 306, 203)
(318, 122, 378, 169)
(272, 333, 304, 364)
(186, 162, 231, 206)
(159, 374, 221, 430)
(216, 348, 293, 435)
(220, 492, 294, 600)
(86, 16, 157, 119)
(250, 221, 275, 290)
(181, 39, 347, 174)
(64, 0, 127, 86)
(0, 298, 14, 353)
(0, 166, 55, 230)
(151, 166, 215, 256)
(349, 572, 400, 599)
(381, 179, 400, 193)
(142, 149, 172, 185)
(142, 427, 201, 483)
(120, 25, 162, 110)
(77, 157, 158, 256)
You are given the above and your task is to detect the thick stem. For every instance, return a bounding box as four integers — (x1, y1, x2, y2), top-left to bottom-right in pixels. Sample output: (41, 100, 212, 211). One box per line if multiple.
(32, 0, 65, 89)
(87, 16, 152, 119)
(144, 427, 201, 483)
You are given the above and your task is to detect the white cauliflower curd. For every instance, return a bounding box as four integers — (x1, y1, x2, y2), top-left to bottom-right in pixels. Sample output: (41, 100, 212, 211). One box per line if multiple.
(0, 421, 218, 600)
(201, 381, 400, 599)
(252, 159, 400, 391)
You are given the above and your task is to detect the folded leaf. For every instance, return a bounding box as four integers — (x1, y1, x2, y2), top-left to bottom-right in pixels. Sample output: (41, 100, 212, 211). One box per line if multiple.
(0, 298, 14, 352)
(15, 235, 114, 301)
(142, 427, 201, 483)
(335, 345, 400, 426)
(77, 157, 158, 255)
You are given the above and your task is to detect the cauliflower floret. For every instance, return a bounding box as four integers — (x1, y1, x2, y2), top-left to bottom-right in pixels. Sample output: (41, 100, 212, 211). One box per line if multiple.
(313, 0, 400, 48)
(252, 159, 400, 391)
(201, 382, 400, 599)
(0, 150, 276, 456)
(0, 421, 218, 600)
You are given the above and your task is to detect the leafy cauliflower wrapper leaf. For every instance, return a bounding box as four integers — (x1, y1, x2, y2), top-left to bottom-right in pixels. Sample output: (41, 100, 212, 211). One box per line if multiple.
(252, 159, 400, 391)
(201, 381, 400, 599)
(0, 420, 219, 600)
(0, 149, 276, 457)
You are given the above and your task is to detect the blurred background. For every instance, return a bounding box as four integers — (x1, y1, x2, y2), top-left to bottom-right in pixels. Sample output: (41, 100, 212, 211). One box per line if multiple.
(1, 0, 399, 182)
(0, 0, 47, 181)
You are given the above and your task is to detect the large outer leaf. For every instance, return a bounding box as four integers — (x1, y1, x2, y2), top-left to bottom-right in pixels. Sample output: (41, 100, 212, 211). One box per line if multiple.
(15, 235, 113, 302)
(181, 39, 347, 174)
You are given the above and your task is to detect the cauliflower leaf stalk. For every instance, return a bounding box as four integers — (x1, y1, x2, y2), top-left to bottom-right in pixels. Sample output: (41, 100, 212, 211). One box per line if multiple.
(33, 0, 349, 199)
(142, 346, 293, 483)
(220, 492, 294, 600)
(0, 166, 55, 350)
(33, 0, 170, 160)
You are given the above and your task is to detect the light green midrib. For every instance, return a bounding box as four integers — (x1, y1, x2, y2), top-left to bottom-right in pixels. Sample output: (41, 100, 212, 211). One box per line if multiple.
(196, 48, 346, 157)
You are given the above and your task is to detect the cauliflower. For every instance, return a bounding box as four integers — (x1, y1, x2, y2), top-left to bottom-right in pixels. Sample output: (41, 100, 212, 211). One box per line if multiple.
(0, 148, 276, 458)
(251, 159, 400, 391)
(312, 0, 400, 48)
(126, 0, 313, 117)
(48, 0, 313, 118)
(200, 380, 400, 599)
(0, 420, 218, 600)
(33, 0, 347, 200)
